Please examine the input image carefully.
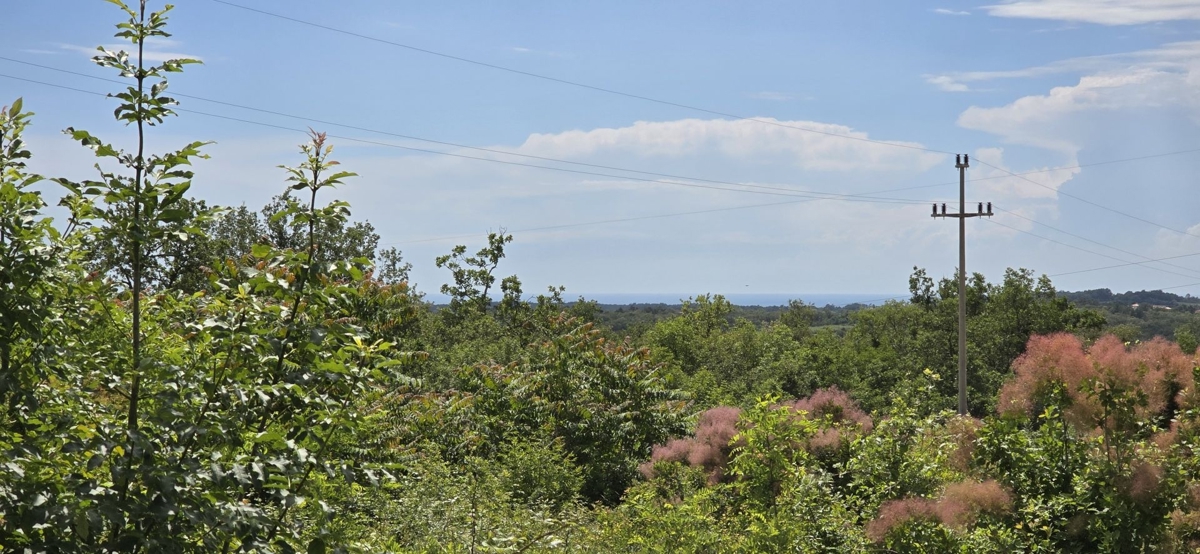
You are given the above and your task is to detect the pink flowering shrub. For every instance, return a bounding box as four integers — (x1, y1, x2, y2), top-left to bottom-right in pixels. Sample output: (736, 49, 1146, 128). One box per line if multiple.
(935, 480, 1012, 528)
(642, 406, 742, 484)
(998, 333, 1196, 431)
(786, 386, 874, 433)
(865, 498, 941, 543)
(641, 388, 874, 483)
(866, 480, 1012, 543)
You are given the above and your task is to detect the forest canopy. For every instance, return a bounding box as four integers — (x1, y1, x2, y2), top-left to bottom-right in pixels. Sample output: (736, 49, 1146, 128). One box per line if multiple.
(3, 3, 1200, 553)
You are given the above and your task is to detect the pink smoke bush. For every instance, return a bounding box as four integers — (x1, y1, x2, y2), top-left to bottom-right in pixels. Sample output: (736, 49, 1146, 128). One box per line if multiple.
(998, 333, 1197, 431)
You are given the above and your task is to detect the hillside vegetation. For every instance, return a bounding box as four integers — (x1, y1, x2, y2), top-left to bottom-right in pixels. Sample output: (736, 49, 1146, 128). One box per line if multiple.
(3, 3, 1200, 553)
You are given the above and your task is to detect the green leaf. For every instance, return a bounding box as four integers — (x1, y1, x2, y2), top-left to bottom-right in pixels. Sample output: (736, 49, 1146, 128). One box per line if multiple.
(251, 244, 272, 258)
(307, 537, 327, 554)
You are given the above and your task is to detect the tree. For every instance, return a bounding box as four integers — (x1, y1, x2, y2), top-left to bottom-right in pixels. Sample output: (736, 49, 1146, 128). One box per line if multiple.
(0, 98, 58, 412)
(0, 4, 422, 551)
(436, 231, 514, 322)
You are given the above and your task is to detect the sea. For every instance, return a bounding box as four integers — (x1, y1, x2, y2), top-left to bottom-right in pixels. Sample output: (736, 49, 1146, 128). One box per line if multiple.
(424, 293, 907, 307)
(579, 293, 907, 307)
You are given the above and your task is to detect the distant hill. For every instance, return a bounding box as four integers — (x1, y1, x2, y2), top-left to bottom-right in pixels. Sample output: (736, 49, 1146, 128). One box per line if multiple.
(1062, 288, 1200, 309)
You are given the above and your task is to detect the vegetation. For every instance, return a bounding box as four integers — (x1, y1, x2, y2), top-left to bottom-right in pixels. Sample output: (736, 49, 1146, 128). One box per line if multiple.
(3, 3, 1200, 552)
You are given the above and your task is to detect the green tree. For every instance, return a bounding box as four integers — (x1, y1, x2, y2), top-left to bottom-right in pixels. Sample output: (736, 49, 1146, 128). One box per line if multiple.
(435, 231, 514, 323)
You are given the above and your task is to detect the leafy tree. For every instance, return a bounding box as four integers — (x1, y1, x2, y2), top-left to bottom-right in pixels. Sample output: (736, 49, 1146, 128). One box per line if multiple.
(0, 4, 422, 551)
(435, 231, 514, 323)
(452, 318, 689, 503)
(260, 191, 380, 264)
(0, 98, 59, 412)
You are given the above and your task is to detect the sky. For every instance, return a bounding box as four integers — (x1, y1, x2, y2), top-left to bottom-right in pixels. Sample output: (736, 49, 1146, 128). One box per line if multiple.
(3, 0, 1200, 303)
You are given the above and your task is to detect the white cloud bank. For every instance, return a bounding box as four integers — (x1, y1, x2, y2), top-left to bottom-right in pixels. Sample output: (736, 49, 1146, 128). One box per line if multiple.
(517, 118, 945, 172)
(946, 40, 1200, 157)
(958, 66, 1200, 156)
(983, 0, 1200, 25)
(933, 8, 971, 16)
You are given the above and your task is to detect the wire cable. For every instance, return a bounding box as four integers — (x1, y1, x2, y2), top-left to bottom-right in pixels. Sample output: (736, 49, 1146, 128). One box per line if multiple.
(11, 69, 1200, 288)
(984, 217, 1200, 281)
(0, 56, 953, 201)
(205, 0, 953, 155)
(994, 207, 1200, 278)
(385, 177, 956, 246)
(0, 72, 943, 208)
(9, 56, 1200, 205)
(388, 198, 820, 245)
(0, 71, 945, 206)
(974, 157, 1200, 240)
(1050, 250, 1200, 278)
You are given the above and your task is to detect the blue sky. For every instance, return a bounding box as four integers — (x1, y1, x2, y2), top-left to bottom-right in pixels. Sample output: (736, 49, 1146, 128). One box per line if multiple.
(4, 0, 1200, 301)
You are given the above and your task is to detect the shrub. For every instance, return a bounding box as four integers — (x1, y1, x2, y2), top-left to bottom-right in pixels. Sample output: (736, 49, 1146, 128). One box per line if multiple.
(935, 479, 1012, 528)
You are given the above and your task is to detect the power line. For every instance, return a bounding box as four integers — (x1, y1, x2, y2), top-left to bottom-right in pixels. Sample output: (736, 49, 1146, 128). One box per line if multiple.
(1049, 251, 1200, 278)
(9, 56, 1200, 206)
(984, 216, 1200, 281)
(0, 73, 948, 214)
(0, 71, 941, 205)
(385, 176, 961, 246)
(388, 198, 818, 245)
(10, 68, 1200, 287)
(0, 55, 949, 201)
(994, 207, 1200, 279)
(206, 0, 953, 156)
(973, 157, 1200, 240)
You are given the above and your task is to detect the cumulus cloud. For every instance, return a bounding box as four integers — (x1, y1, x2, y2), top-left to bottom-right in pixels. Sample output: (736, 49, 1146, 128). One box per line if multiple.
(983, 0, 1200, 25)
(958, 67, 1200, 155)
(516, 118, 945, 172)
(1150, 222, 1200, 263)
(21, 110, 956, 294)
(945, 41, 1200, 155)
(972, 147, 1080, 202)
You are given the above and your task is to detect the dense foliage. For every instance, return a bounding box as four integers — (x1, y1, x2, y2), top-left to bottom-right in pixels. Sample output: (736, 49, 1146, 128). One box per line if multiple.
(3, 3, 1200, 552)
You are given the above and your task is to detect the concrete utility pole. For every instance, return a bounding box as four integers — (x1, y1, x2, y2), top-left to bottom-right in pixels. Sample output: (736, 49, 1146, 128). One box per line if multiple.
(931, 154, 992, 415)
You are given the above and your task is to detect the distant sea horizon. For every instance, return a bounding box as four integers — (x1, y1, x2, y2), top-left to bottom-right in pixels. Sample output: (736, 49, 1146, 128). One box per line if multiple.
(579, 293, 908, 307)
(424, 292, 908, 307)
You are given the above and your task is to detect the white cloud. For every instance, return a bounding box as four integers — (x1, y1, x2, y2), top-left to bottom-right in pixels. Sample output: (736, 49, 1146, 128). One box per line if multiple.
(1151, 222, 1200, 262)
(926, 75, 971, 92)
(19, 49, 57, 55)
(747, 91, 812, 101)
(971, 147, 1079, 202)
(958, 66, 1200, 155)
(60, 43, 203, 63)
(516, 118, 946, 172)
(983, 0, 1200, 25)
(928, 40, 1200, 92)
(933, 8, 971, 15)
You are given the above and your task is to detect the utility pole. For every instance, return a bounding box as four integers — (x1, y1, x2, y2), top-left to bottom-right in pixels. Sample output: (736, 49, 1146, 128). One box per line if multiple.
(931, 154, 992, 415)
